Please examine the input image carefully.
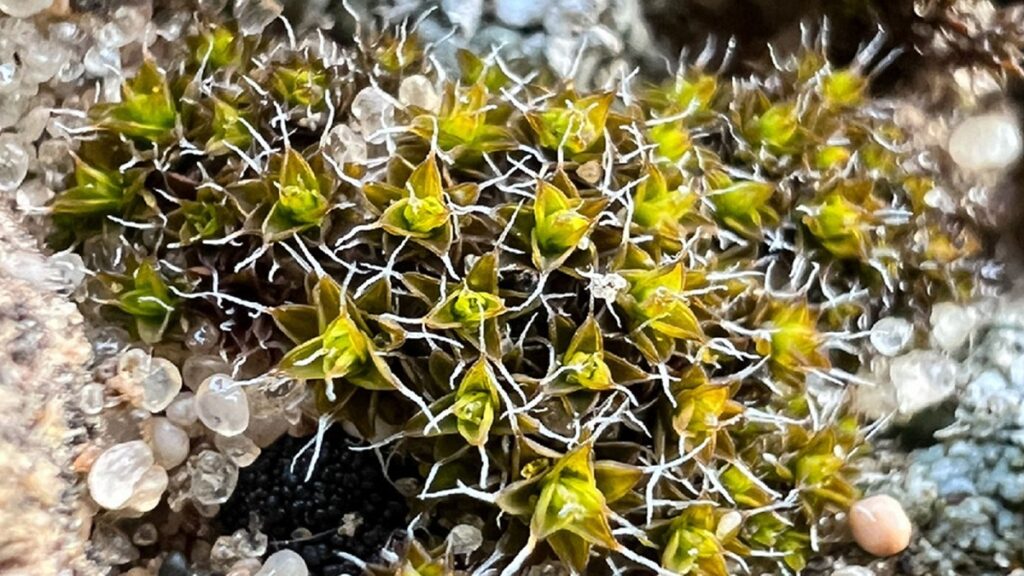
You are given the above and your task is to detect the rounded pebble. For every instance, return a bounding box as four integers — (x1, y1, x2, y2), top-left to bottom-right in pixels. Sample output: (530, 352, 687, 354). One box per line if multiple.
(948, 113, 1023, 172)
(255, 549, 308, 576)
(196, 374, 251, 437)
(87, 440, 155, 510)
(849, 494, 913, 557)
(148, 417, 190, 469)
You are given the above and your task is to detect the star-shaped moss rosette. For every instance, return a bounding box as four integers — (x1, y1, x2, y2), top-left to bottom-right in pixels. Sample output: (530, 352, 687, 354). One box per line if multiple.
(547, 316, 646, 395)
(648, 504, 748, 576)
(367, 539, 450, 576)
(274, 275, 400, 391)
(228, 148, 335, 243)
(630, 163, 699, 242)
(497, 443, 641, 574)
(182, 91, 256, 156)
(404, 357, 502, 447)
(409, 82, 517, 160)
(423, 252, 506, 355)
(707, 176, 778, 239)
(187, 24, 245, 72)
(784, 426, 860, 514)
(756, 302, 830, 386)
(91, 60, 179, 146)
(801, 179, 881, 261)
(617, 260, 706, 362)
(168, 185, 236, 246)
(104, 259, 178, 344)
(50, 154, 149, 220)
(529, 172, 607, 271)
(363, 154, 472, 255)
(664, 366, 744, 458)
(741, 100, 805, 157)
(527, 91, 615, 158)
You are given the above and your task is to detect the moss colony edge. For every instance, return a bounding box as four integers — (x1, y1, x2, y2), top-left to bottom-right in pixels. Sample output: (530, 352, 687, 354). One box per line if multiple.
(52, 14, 992, 576)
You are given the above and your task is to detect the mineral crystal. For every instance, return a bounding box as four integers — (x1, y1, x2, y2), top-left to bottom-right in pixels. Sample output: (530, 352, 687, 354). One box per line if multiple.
(441, 0, 482, 36)
(87, 440, 156, 510)
(141, 358, 184, 412)
(324, 123, 367, 166)
(189, 450, 239, 505)
(182, 354, 231, 390)
(132, 523, 159, 547)
(196, 374, 251, 436)
(79, 382, 106, 416)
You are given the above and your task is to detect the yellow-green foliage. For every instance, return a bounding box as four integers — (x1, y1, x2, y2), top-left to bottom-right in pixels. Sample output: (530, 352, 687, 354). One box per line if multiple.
(50, 19, 988, 576)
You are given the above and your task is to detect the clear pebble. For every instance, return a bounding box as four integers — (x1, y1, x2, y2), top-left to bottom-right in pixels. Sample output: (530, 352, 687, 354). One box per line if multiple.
(228, 558, 263, 576)
(189, 450, 239, 505)
(80, 382, 106, 415)
(16, 104, 52, 142)
(234, 0, 283, 36)
(183, 354, 231, 391)
(196, 374, 251, 436)
(215, 433, 261, 467)
(125, 465, 168, 512)
(0, 0, 53, 18)
(255, 550, 308, 576)
(166, 392, 198, 428)
(48, 251, 87, 290)
(120, 350, 183, 412)
(147, 417, 190, 469)
(398, 75, 440, 112)
(91, 524, 139, 566)
(88, 440, 155, 510)
(870, 317, 913, 357)
(930, 302, 975, 352)
(141, 358, 184, 412)
(14, 177, 51, 211)
(324, 123, 367, 166)
(889, 350, 959, 416)
(948, 112, 1023, 172)
(83, 44, 121, 78)
(0, 134, 30, 193)
(132, 523, 159, 547)
(351, 87, 395, 145)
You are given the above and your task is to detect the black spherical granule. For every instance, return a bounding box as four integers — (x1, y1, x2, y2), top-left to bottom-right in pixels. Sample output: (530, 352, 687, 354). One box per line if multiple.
(217, 429, 409, 575)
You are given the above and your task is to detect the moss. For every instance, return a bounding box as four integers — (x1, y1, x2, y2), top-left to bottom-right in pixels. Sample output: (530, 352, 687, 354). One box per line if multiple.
(50, 14, 990, 576)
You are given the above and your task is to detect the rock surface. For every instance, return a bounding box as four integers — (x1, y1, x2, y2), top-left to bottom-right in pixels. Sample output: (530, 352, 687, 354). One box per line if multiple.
(0, 202, 94, 575)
